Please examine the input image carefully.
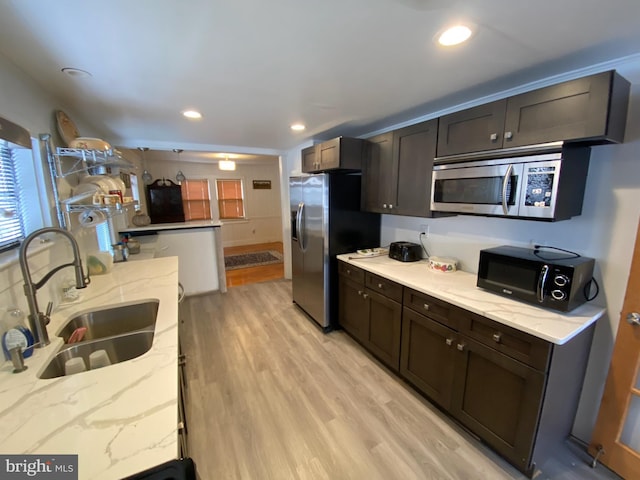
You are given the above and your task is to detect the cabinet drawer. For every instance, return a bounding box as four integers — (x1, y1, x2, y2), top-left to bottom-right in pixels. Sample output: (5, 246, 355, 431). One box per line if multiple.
(403, 288, 457, 329)
(455, 307, 551, 371)
(338, 261, 365, 283)
(365, 272, 403, 302)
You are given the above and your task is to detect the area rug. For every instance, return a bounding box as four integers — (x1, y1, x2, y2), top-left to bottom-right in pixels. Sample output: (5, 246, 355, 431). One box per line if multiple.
(224, 250, 284, 270)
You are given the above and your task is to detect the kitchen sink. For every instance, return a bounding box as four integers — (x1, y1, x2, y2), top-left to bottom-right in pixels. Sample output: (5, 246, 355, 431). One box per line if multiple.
(56, 300, 159, 343)
(38, 331, 155, 379)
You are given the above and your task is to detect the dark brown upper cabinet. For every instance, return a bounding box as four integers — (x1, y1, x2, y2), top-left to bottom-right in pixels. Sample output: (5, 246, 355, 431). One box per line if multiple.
(301, 137, 367, 173)
(437, 70, 630, 157)
(361, 119, 438, 217)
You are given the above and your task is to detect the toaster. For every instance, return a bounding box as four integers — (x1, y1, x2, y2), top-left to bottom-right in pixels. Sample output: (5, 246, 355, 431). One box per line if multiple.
(388, 241, 422, 262)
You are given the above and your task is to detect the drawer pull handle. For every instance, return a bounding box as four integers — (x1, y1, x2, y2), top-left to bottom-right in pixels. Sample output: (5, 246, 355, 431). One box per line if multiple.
(378, 283, 383, 289)
(357, 290, 363, 296)
(362, 293, 369, 299)
(457, 343, 465, 352)
(492, 333, 502, 343)
(445, 338, 453, 346)
(346, 269, 351, 274)
(423, 303, 430, 311)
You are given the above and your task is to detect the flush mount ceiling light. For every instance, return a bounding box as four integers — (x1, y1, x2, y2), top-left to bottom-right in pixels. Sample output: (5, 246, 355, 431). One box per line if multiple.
(291, 123, 306, 131)
(61, 67, 92, 78)
(182, 110, 202, 119)
(219, 157, 236, 171)
(436, 24, 474, 46)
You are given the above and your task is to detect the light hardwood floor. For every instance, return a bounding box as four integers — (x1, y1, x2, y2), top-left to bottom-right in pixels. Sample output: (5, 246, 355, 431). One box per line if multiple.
(179, 280, 621, 480)
(224, 242, 284, 287)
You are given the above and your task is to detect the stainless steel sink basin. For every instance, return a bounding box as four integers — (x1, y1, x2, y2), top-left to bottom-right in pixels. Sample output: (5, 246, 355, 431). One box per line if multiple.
(56, 300, 159, 343)
(38, 331, 155, 379)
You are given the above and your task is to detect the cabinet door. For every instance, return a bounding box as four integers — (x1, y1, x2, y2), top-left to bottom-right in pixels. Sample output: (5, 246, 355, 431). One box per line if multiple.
(436, 100, 507, 157)
(503, 70, 626, 147)
(301, 145, 318, 173)
(393, 119, 438, 217)
(365, 288, 402, 371)
(361, 132, 394, 213)
(400, 308, 457, 409)
(318, 138, 340, 170)
(338, 276, 369, 344)
(451, 335, 545, 474)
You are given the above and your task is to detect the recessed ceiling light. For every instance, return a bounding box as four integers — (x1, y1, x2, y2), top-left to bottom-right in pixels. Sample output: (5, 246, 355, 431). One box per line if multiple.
(61, 67, 92, 78)
(291, 123, 306, 131)
(437, 24, 473, 46)
(182, 110, 202, 119)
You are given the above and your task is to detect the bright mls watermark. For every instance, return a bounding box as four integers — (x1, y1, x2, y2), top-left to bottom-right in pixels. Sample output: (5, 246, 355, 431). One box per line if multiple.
(0, 455, 77, 479)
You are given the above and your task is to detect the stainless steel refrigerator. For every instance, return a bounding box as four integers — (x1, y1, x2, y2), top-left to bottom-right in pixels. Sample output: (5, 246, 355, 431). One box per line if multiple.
(290, 174, 380, 330)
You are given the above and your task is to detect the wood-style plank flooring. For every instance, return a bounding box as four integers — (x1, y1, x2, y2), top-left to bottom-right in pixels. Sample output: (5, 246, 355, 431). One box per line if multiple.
(224, 242, 284, 287)
(179, 280, 621, 480)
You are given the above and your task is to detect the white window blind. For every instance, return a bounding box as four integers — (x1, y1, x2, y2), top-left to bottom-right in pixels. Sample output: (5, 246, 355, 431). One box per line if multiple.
(0, 144, 24, 252)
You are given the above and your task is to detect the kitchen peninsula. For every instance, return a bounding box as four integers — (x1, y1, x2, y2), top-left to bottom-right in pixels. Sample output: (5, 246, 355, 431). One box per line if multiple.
(120, 220, 225, 294)
(0, 257, 182, 480)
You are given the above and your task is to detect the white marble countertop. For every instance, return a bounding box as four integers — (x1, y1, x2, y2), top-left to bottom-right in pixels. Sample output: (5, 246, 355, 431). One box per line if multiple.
(337, 254, 605, 345)
(0, 257, 179, 479)
(120, 219, 222, 233)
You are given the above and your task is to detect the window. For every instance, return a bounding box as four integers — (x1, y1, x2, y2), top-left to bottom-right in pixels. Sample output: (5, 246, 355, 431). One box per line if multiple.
(181, 179, 212, 221)
(216, 179, 245, 219)
(0, 143, 24, 251)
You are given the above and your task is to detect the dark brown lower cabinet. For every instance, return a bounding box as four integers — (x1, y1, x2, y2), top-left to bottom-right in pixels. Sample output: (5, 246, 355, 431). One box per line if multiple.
(450, 335, 545, 475)
(400, 308, 458, 409)
(338, 269, 402, 371)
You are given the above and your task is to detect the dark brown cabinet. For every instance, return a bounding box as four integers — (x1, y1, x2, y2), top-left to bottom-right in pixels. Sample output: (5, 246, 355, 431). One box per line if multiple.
(437, 70, 630, 157)
(339, 273, 596, 477)
(361, 119, 438, 217)
(301, 137, 368, 173)
(338, 262, 402, 371)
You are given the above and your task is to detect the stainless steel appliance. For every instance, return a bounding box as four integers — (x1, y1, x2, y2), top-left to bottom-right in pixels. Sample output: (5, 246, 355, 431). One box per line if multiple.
(477, 245, 595, 312)
(290, 174, 380, 330)
(431, 145, 591, 221)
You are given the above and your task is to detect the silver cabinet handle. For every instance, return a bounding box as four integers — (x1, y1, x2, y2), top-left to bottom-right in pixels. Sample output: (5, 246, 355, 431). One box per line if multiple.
(492, 333, 502, 343)
(504, 131, 513, 140)
(501, 163, 513, 215)
(389, 204, 393, 209)
(346, 269, 351, 274)
(378, 283, 383, 289)
(423, 303, 430, 311)
(490, 133, 498, 141)
(627, 312, 640, 326)
(383, 203, 388, 208)
(538, 265, 549, 303)
(357, 290, 363, 296)
(445, 338, 453, 346)
(362, 293, 369, 299)
(456, 343, 465, 352)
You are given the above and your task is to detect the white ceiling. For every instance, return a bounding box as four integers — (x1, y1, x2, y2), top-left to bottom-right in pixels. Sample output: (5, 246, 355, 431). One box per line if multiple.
(1, 0, 640, 159)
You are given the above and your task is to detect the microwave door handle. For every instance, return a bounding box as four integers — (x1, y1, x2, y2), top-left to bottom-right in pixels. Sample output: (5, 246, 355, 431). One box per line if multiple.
(501, 163, 514, 215)
(537, 264, 550, 303)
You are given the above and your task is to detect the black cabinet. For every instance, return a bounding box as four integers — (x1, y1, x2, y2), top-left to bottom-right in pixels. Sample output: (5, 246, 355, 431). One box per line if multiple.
(301, 137, 367, 173)
(362, 119, 438, 217)
(338, 263, 402, 371)
(437, 70, 630, 157)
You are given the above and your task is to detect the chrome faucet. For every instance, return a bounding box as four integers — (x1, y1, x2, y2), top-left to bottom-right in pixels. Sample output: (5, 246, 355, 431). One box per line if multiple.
(19, 227, 89, 347)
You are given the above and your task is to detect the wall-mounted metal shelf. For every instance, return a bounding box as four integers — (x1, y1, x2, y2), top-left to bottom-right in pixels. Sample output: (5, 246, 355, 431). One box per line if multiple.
(54, 148, 136, 177)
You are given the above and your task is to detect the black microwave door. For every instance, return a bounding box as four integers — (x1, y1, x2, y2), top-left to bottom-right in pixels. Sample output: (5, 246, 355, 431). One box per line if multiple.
(478, 254, 540, 303)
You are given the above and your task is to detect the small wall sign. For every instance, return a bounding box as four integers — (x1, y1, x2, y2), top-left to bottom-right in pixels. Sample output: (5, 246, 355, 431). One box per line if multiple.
(252, 180, 271, 189)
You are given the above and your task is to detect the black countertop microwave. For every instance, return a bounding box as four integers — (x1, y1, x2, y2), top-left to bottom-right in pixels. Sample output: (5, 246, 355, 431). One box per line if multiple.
(477, 245, 595, 312)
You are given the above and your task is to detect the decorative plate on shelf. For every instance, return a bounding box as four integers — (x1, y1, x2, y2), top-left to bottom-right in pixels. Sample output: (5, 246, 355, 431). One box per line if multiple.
(55, 110, 80, 146)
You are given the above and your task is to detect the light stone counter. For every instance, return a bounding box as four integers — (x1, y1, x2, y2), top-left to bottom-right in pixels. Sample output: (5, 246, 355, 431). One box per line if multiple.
(337, 254, 605, 345)
(0, 257, 179, 480)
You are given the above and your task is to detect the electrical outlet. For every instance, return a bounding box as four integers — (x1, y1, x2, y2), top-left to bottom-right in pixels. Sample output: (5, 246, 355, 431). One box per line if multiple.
(419, 224, 429, 237)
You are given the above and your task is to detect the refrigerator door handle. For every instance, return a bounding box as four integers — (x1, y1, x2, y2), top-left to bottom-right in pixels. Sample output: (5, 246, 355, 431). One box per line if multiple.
(296, 202, 305, 251)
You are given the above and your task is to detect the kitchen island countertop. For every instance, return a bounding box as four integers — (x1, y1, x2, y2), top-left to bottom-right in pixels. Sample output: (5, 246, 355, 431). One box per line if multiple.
(337, 253, 605, 345)
(0, 257, 180, 479)
(120, 219, 222, 233)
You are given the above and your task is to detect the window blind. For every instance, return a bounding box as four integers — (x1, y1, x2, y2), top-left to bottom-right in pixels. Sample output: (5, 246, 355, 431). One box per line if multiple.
(216, 179, 245, 219)
(181, 179, 212, 221)
(0, 145, 25, 251)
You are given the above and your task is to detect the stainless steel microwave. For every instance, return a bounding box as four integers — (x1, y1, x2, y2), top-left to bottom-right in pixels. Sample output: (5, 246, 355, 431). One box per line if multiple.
(477, 245, 595, 312)
(430, 146, 591, 221)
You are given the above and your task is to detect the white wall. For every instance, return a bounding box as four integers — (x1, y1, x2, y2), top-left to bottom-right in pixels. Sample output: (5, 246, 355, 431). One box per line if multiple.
(141, 156, 283, 248)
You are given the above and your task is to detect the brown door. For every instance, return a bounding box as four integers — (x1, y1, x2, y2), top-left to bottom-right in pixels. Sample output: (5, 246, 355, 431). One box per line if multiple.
(590, 220, 640, 478)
